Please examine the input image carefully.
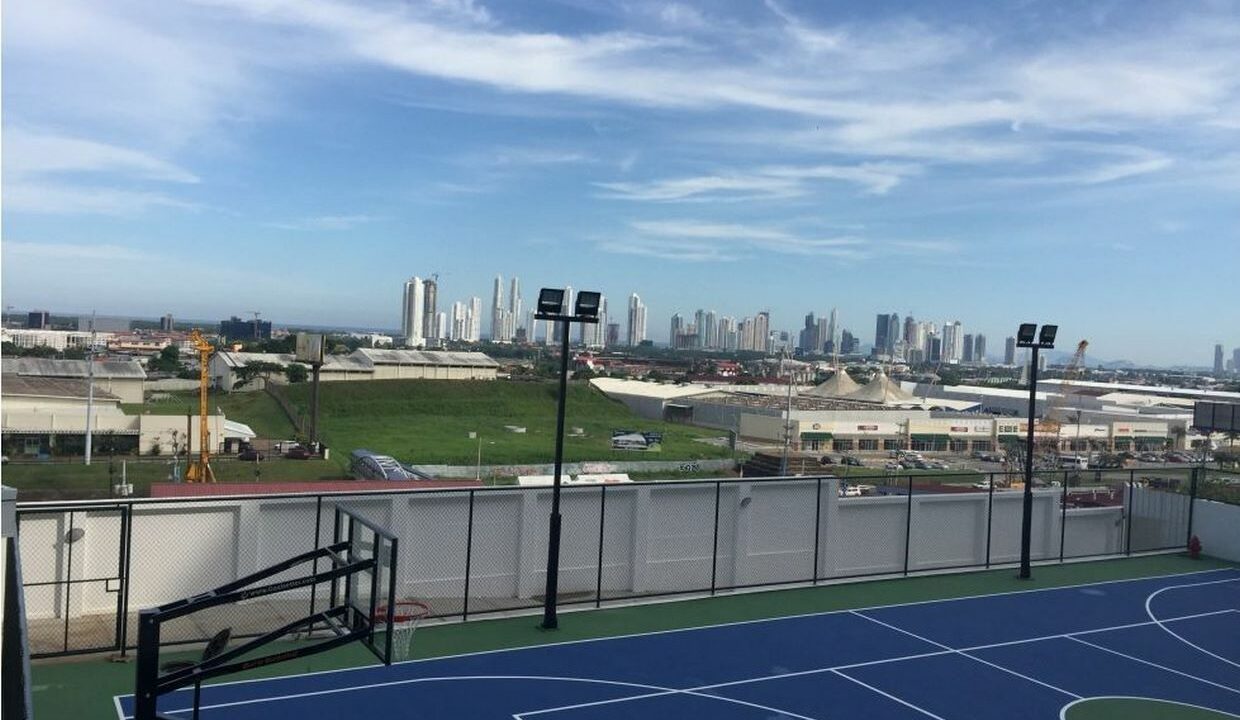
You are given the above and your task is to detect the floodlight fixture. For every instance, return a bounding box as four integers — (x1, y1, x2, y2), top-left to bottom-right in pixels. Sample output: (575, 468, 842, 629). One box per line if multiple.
(574, 291, 602, 321)
(1013, 319, 1057, 580)
(533, 285, 602, 629)
(536, 288, 566, 319)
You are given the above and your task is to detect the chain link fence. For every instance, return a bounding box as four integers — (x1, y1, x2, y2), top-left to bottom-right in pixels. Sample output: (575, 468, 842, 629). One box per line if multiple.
(16, 466, 1202, 658)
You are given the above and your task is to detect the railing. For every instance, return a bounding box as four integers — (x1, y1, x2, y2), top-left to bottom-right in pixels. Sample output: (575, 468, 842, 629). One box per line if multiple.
(1200, 469, 1240, 506)
(15, 467, 1201, 658)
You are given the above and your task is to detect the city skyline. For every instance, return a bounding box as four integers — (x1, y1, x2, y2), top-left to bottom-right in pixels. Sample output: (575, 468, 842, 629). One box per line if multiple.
(4, 2, 1238, 365)
(8, 283, 1238, 370)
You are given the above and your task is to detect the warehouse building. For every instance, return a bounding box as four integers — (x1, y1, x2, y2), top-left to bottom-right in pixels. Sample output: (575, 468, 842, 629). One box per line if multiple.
(2, 357, 147, 403)
(211, 352, 374, 391)
(209, 348, 499, 390)
(592, 378, 1177, 454)
(0, 375, 249, 457)
(355, 348, 499, 381)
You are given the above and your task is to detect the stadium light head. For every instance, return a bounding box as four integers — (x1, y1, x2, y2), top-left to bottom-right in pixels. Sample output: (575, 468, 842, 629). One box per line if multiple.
(1016, 323, 1037, 347)
(574, 291, 602, 320)
(1038, 325, 1058, 348)
(536, 288, 566, 319)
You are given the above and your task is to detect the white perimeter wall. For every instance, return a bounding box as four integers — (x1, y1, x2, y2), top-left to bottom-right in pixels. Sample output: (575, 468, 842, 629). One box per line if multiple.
(1191, 499, 1240, 562)
(17, 479, 1181, 627)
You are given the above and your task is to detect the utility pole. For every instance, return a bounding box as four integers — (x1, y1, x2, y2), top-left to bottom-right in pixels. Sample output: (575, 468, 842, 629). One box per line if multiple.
(85, 312, 97, 466)
(781, 351, 794, 476)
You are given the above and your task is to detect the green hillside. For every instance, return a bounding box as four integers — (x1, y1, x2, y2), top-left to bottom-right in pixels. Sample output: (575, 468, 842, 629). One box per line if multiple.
(122, 391, 297, 440)
(279, 379, 732, 466)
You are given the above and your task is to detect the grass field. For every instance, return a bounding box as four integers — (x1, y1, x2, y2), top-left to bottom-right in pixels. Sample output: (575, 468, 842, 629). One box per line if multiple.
(277, 379, 735, 466)
(122, 390, 298, 439)
(1, 457, 346, 500)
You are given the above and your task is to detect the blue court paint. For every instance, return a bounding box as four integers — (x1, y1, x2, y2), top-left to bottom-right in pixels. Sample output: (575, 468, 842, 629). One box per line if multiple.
(972, 635, 1240, 715)
(1078, 616, 1240, 690)
(117, 568, 1240, 720)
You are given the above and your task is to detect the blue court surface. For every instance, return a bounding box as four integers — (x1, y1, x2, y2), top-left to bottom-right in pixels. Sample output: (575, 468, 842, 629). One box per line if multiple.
(118, 567, 1240, 719)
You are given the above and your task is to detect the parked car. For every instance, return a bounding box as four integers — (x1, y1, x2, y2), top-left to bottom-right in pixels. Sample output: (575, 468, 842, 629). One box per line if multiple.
(285, 445, 314, 460)
(841, 455, 864, 467)
(238, 449, 264, 462)
(884, 461, 901, 470)
(819, 455, 836, 465)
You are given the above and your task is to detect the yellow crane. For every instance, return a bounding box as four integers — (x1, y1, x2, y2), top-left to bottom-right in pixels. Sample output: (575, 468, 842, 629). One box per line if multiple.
(185, 329, 216, 483)
(1039, 340, 1090, 457)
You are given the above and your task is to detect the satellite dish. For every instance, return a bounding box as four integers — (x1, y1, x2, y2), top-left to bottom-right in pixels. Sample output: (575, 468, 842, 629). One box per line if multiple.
(65, 527, 86, 544)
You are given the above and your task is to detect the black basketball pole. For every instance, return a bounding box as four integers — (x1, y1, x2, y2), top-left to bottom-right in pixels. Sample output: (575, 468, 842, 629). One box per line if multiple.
(1019, 345, 1039, 580)
(542, 320, 571, 629)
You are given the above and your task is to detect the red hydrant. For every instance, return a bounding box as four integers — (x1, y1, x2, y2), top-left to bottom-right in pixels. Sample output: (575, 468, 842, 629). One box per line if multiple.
(1187, 535, 1202, 560)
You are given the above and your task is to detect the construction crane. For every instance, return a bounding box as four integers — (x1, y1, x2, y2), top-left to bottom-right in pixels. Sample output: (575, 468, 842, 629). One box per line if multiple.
(1038, 339, 1090, 461)
(184, 329, 216, 483)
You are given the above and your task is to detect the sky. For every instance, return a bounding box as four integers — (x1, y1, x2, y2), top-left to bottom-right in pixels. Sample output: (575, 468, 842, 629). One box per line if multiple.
(3, 0, 1239, 366)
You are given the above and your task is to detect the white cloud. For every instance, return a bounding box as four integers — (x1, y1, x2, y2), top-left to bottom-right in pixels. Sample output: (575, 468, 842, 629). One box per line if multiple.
(4, 129, 199, 183)
(266, 214, 380, 231)
(596, 174, 801, 202)
(2, 183, 196, 216)
(596, 162, 919, 202)
(3, 241, 148, 262)
(600, 219, 870, 262)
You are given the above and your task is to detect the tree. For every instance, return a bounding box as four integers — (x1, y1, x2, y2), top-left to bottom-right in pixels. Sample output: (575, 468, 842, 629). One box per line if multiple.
(148, 345, 185, 374)
(285, 363, 309, 383)
(233, 360, 286, 389)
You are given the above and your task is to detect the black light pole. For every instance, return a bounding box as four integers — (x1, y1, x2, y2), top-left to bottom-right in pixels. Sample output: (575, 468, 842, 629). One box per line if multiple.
(1016, 323, 1056, 580)
(536, 288, 600, 630)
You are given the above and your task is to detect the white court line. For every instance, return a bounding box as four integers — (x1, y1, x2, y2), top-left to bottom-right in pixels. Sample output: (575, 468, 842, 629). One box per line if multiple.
(124, 608, 1238, 720)
(118, 672, 817, 720)
(830, 669, 947, 720)
(112, 564, 1240, 708)
(110, 568, 1240, 719)
(129, 675, 676, 719)
(1058, 695, 1240, 720)
(1067, 636, 1240, 696)
(849, 611, 1082, 700)
(1145, 577, 1240, 670)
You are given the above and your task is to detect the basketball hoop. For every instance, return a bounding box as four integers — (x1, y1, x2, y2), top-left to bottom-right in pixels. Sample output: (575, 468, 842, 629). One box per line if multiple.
(375, 599, 430, 661)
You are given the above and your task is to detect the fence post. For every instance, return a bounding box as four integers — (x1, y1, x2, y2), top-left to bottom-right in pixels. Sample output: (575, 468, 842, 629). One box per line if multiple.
(112, 505, 130, 654)
(595, 485, 606, 608)
(118, 503, 135, 655)
(463, 490, 475, 621)
(710, 481, 721, 595)
(812, 477, 822, 584)
(63, 511, 75, 654)
(1059, 470, 1069, 562)
(985, 473, 995, 568)
(1186, 467, 1198, 548)
(309, 495, 323, 619)
(903, 475, 914, 576)
(1125, 472, 1135, 556)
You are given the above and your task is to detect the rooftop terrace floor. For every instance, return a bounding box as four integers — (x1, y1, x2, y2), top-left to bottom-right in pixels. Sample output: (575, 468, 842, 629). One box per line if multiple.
(31, 552, 1240, 713)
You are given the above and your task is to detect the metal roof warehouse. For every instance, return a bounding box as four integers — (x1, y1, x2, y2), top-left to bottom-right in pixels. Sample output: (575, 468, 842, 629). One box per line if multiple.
(210, 348, 499, 390)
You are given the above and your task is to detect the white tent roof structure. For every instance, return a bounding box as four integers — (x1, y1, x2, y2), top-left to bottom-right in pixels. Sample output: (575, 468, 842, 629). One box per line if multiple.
(845, 370, 918, 404)
(805, 369, 861, 398)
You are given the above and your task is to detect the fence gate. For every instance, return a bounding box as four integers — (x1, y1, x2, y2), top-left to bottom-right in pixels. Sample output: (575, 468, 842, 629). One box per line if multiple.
(17, 504, 131, 657)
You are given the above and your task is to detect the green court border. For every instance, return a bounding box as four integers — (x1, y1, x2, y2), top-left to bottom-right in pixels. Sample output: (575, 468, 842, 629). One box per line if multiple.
(31, 554, 1238, 720)
(1061, 696, 1240, 719)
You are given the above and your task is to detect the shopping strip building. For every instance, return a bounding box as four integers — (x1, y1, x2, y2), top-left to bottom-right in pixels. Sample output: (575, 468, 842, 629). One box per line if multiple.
(590, 377, 1194, 454)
